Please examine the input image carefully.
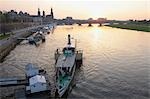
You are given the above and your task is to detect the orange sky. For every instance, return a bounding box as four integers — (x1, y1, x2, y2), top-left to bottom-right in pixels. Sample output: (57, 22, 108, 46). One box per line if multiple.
(0, 0, 149, 20)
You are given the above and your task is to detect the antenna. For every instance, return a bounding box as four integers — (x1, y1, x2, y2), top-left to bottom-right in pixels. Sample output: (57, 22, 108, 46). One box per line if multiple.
(75, 39, 77, 49)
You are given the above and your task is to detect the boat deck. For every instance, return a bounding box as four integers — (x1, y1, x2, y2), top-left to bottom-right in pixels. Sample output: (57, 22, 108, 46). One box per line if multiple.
(56, 54, 76, 68)
(59, 75, 71, 87)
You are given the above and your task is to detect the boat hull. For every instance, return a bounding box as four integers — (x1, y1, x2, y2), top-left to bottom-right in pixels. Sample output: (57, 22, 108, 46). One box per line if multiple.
(56, 63, 76, 97)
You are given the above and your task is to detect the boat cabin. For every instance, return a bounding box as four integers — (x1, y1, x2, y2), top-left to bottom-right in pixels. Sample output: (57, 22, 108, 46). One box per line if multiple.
(63, 45, 75, 57)
(26, 75, 48, 94)
(25, 63, 46, 78)
(25, 63, 39, 78)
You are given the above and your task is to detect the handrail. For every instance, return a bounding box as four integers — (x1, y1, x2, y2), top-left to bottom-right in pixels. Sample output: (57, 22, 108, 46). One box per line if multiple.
(55, 50, 83, 55)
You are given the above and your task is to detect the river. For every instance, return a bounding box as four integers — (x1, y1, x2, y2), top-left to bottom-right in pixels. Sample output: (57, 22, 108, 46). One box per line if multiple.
(0, 24, 150, 99)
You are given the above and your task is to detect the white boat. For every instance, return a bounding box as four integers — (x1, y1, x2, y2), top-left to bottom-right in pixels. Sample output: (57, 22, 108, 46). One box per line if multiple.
(55, 34, 82, 97)
(25, 63, 50, 95)
(25, 63, 46, 78)
(28, 32, 45, 45)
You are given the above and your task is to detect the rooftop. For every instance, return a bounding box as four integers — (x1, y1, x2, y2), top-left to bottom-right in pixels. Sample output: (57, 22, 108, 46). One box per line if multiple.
(29, 75, 46, 85)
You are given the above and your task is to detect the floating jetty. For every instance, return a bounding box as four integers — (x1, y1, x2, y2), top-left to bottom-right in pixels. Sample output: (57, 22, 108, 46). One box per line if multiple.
(0, 76, 26, 87)
(0, 63, 51, 98)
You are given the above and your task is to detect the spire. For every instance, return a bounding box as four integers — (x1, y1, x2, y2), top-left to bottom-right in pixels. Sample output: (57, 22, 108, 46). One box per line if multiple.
(38, 8, 40, 17)
(51, 8, 54, 19)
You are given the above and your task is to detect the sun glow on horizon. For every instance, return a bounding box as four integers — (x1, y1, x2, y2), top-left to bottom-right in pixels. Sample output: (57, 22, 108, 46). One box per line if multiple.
(0, 0, 149, 20)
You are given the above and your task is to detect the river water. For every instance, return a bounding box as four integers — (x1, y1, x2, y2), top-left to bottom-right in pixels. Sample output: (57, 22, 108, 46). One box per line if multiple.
(0, 24, 150, 99)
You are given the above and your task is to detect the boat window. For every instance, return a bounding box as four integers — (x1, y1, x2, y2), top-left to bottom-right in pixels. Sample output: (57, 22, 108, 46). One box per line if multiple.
(63, 47, 75, 56)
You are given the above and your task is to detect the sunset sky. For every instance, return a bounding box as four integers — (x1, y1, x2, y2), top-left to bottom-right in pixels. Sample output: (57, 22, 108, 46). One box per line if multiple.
(0, 0, 149, 20)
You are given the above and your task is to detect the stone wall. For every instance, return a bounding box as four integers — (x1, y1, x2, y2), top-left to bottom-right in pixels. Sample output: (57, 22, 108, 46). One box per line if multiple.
(0, 31, 32, 62)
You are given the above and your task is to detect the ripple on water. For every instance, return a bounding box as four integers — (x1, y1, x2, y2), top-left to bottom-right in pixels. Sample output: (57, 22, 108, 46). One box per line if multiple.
(1, 25, 150, 98)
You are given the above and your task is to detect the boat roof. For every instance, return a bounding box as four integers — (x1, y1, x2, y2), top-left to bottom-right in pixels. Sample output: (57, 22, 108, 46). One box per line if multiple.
(29, 75, 46, 85)
(25, 63, 38, 71)
(56, 54, 76, 68)
(66, 44, 75, 48)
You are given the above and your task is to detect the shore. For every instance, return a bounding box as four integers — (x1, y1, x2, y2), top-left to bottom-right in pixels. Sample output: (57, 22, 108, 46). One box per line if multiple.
(106, 24, 150, 32)
(0, 34, 10, 40)
(0, 25, 48, 62)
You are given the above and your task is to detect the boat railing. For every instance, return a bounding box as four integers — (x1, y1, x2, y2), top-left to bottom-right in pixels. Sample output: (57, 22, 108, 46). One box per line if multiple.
(55, 48, 63, 54)
(54, 49, 83, 62)
(55, 49, 83, 54)
(75, 50, 83, 54)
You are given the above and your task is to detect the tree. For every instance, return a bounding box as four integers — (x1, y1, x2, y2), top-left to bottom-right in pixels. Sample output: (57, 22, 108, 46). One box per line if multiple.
(0, 12, 10, 35)
(0, 11, 2, 14)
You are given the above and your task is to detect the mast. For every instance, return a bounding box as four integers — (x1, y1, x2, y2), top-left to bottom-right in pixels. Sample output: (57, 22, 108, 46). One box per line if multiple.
(68, 34, 71, 45)
(51, 8, 54, 19)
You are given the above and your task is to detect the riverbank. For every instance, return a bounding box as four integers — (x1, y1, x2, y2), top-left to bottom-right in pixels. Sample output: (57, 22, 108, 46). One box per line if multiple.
(106, 24, 150, 32)
(0, 25, 48, 62)
(0, 31, 32, 62)
(0, 34, 10, 40)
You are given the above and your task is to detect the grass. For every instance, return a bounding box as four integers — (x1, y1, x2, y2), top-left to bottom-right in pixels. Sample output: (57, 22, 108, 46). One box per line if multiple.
(0, 34, 10, 40)
(107, 23, 150, 32)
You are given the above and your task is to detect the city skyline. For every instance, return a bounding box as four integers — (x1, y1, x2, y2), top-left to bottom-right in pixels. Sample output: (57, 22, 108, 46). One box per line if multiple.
(0, 0, 149, 20)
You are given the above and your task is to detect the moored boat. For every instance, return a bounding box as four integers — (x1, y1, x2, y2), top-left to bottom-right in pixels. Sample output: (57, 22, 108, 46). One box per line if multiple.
(25, 63, 50, 95)
(54, 34, 83, 97)
(28, 31, 45, 46)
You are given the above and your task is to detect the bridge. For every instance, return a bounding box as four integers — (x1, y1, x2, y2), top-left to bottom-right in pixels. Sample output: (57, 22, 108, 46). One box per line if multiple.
(75, 19, 109, 26)
(55, 18, 109, 26)
(72, 18, 108, 26)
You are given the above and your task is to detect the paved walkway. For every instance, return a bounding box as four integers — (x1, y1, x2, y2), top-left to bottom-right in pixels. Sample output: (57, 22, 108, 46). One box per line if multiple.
(0, 25, 46, 51)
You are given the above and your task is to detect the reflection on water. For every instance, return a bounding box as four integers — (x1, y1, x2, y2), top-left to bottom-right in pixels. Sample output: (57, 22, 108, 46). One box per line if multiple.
(0, 24, 150, 98)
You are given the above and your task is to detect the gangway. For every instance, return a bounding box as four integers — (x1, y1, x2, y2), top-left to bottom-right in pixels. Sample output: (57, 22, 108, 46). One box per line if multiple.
(0, 76, 27, 87)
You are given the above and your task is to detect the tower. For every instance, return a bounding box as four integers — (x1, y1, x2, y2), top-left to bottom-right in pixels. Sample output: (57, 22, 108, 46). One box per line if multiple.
(43, 11, 45, 17)
(38, 8, 40, 17)
(51, 8, 54, 19)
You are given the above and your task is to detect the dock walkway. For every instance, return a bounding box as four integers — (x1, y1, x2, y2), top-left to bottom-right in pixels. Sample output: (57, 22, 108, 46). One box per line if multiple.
(0, 76, 27, 87)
